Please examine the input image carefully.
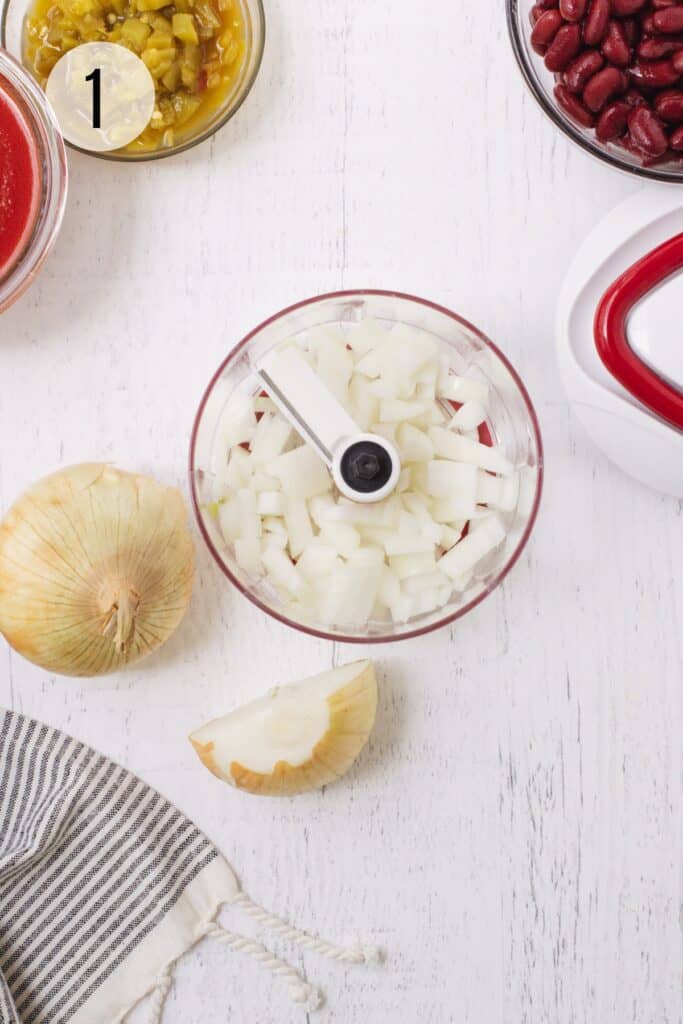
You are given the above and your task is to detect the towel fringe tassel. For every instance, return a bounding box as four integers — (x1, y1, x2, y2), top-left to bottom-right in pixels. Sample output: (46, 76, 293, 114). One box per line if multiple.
(146, 888, 383, 1021)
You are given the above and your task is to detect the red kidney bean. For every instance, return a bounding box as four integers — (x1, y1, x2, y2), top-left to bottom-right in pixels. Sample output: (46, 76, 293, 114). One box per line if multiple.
(629, 58, 681, 85)
(584, 0, 612, 45)
(673, 50, 683, 73)
(652, 0, 679, 7)
(531, 9, 563, 53)
(554, 83, 597, 124)
(611, 0, 647, 13)
(628, 105, 670, 153)
(530, 4, 545, 24)
(560, 0, 588, 20)
(545, 23, 583, 69)
(601, 20, 632, 64)
(638, 35, 683, 59)
(669, 124, 683, 147)
(564, 49, 605, 90)
(624, 85, 650, 106)
(584, 65, 628, 108)
(596, 99, 631, 137)
(653, 7, 683, 32)
(654, 87, 683, 119)
(621, 17, 640, 46)
(641, 14, 656, 33)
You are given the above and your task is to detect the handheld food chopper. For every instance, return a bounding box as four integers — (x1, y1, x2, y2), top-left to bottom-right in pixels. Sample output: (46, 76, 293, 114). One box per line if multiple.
(190, 291, 544, 643)
(557, 189, 683, 498)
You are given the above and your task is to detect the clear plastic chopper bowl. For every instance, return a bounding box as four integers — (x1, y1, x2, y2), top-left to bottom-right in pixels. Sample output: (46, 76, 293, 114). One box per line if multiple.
(190, 291, 544, 643)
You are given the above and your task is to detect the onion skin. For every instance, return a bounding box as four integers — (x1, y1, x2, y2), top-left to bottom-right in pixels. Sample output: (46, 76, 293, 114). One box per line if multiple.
(190, 661, 378, 797)
(0, 464, 194, 677)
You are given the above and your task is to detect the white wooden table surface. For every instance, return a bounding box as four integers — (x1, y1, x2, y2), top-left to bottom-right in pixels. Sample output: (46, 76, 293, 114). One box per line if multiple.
(2, 2, 682, 1021)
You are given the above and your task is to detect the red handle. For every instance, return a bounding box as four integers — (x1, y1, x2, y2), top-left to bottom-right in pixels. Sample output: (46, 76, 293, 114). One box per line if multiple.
(594, 232, 683, 431)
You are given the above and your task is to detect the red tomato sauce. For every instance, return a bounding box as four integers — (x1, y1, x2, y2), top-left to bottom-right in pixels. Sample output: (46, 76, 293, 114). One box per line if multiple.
(0, 86, 40, 281)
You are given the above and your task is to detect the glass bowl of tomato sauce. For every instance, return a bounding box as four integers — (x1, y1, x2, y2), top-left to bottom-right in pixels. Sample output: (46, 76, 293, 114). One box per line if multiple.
(0, 49, 66, 312)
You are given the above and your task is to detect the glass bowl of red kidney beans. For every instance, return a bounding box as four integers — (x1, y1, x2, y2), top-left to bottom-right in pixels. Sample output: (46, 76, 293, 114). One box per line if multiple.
(508, 0, 683, 181)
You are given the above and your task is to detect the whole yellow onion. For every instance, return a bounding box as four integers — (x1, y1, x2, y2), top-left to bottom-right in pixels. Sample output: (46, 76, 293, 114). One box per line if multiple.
(0, 464, 194, 677)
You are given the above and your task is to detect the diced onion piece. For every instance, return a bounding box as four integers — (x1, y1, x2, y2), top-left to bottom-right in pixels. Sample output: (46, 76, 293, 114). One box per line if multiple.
(235, 537, 262, 574)
(256, 491, 285, 516)
(384, 323, 438, 376)
(319, 561, 382, 626)
(397, 468, 412, 493)
(475, 471, 520, 511)
(225, 446, 252, 490)
(426, 460, 478, 513)
(383, 533, 435, 556)
(262, 532, 287, 551)
(349, 374, 379, 430)
(379, 398, 433, 423)
(450, 570, 473, 592)
(218, 394, 257, 448)
(358, 524, 393, 548)
(475, 472, 502, 507)
(250, 413, 292, 464)
(237, 488, 262, 539)
(415, 365, 438, 401)
(316, 339, 353, 405)
(440, 523, 463, 550)
(389, 551, 436, 580)
(319, 522, 361, 559)
(411, 402, 447, 428)
(372, 422, 397, 444)
(284, 497, 313, 559)
(448, 401, 487, 432)
(268, 446, 332, 499)
(379, 565, 401, 606)
(429, 427, 513, 476)
(308, 493, 336, 526)
(251, 472, 281, 493)
(437, 370, 489, 406)
(402, 569, 451, 595)
(396, 422, 434, 462)
(411, 585, 453, 615)
(296, 540, 342, 582)
(349, 317, 389, 355)
(438, 515, 506, 580)
(305, 325, 347, 352)
(389, 593, 415, 622)
(261, 546, 307, 596)
(263, 516, 287, 536)
(348, 546, 385, 569)
(218, 497, 242, 543)
(355, 350, 382, 378)
(254, 396, 277, 415)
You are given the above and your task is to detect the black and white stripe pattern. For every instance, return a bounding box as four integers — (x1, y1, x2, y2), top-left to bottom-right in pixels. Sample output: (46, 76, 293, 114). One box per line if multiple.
(0, 710, 219, 1024)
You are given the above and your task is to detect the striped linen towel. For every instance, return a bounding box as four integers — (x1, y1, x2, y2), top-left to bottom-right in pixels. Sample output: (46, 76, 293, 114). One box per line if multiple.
(0, 710, 381, 1023)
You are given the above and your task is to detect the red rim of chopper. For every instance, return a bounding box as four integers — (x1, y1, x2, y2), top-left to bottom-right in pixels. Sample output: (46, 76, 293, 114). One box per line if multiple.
(594, 233, 683, 431)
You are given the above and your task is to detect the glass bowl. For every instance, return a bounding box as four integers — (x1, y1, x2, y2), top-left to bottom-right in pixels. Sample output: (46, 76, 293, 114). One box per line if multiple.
(0, 0, 264, 161)
(190, 290, 544, 644)
(507, 0, 683, 183)
(0, 49, 67, 312)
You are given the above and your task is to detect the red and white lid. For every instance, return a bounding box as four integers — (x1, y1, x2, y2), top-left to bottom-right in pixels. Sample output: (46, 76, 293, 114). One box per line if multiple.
(557, 188, 683, 498)
(594, 232, 683, 431)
